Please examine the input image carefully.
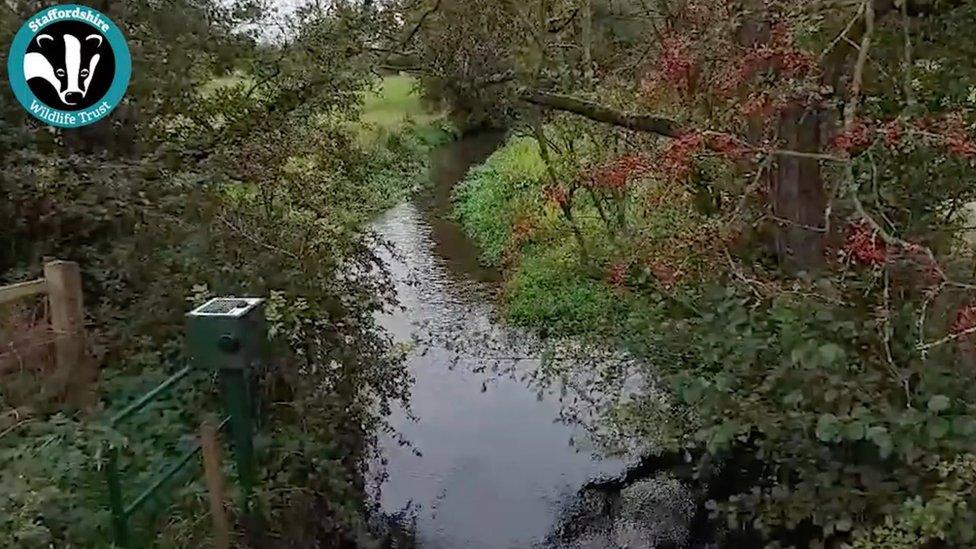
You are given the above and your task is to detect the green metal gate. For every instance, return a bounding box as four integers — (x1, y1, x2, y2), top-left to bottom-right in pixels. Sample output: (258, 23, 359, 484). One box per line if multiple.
(102, 298, 266, 547)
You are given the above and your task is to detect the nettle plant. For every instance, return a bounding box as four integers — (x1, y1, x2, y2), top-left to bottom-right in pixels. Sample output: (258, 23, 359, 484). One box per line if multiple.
(526, 0, 976, 544)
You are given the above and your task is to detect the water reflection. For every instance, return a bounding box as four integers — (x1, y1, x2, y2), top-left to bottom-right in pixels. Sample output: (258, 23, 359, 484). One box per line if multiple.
(372, 134, 624, 548)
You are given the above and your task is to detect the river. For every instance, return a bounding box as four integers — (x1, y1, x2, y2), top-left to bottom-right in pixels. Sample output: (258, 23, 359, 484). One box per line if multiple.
(370, 133, 627, 548)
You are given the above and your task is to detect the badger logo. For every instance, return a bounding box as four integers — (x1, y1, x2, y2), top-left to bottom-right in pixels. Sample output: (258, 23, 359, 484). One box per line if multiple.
(22, 20, 115, 111)
(8, 5, 130, 128)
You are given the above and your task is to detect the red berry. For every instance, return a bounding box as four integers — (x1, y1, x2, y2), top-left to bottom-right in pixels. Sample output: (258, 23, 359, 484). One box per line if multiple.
(844, 220, 887, 266)
(659, 132, 704, 181)
(952, 305, 976, 350)
(606, 262, 627, 287)
(543, 185, 569, 207)
(945, 132, 976, 158)
(833, 121, 873, 154)
(883, 120, 902, 150)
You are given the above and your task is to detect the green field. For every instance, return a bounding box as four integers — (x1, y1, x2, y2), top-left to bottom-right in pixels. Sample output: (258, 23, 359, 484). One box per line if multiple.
(358, 74, 448, 143)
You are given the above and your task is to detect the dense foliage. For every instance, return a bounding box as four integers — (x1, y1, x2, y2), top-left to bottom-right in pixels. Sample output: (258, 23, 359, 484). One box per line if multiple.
(443, 0, 976, 545)
(6, 0, 976, 544)
(0, 0, 448, 546)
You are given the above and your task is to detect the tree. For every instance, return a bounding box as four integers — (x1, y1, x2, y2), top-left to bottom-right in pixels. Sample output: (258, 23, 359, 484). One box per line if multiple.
(1, 1, 415, 545)
(427, 0, 976, 543)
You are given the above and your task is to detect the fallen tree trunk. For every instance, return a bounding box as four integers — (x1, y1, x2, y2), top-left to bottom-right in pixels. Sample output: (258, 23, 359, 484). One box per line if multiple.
(519, 91, 681, 138)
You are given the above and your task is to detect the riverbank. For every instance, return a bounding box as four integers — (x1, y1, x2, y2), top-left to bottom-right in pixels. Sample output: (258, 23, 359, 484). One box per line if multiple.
(452, 119, 976, 546)
(450, 130, 838, 546)
(453, 135, 656, 338)
(0, 73, 451, 547)
(449, 129, 721, 547)
(357, 75, 458, 211)
(372, 132, 642, 548)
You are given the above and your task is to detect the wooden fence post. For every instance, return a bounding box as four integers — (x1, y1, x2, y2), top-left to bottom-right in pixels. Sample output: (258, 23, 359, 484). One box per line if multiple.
(43, 260, 90, 407)
(201, 419, 232, 549)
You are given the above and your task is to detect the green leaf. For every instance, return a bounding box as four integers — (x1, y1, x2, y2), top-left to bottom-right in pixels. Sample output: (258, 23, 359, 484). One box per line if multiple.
(898, 408, 924, 427)
(927, 417, 951, 439)
(790, 348, 804, 365)
(817, 343, 845, 364)
(816, 414, 840, 442)
(844, 421, 866, 441)
(681, 383, 703, 403)
(782, 391, 803, 406)
(928, 395, 951, 413)
(867, 426, 893, 458)
(714, 373, 735, 391)
(707, 422, 739, 452)
(957, 516, 976, 544)
(953, 416, 976, 437)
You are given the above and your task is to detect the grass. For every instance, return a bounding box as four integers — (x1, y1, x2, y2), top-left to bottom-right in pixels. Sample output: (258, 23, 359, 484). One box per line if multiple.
(453, 134, 631, 336)
(505, 242, 623, 336)
(453, 137, 549, 264)
(345, 74, 458, 210)
(197, 71, 254, 98)
(354, 75, 457, 207)
(360, 75, 429, 127)
(452, 130, 715, 338)
(357, 74, 450, 144)
(205, 72, 457, 214)
(198, 72, 450, 142)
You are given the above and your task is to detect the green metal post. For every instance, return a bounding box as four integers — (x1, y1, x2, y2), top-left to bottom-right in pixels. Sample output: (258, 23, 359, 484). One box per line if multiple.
(219, 367, 255, 511)
(186, 298, 266, 514)
(105, 445, 129, 548)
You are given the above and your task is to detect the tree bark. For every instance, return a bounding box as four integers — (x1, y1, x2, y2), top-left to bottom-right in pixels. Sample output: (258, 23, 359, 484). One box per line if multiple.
(520, 92, 680, 137)
(735, 0, 828, 272)
(770, 105, 828, 273)
(581, 0, 593, 83)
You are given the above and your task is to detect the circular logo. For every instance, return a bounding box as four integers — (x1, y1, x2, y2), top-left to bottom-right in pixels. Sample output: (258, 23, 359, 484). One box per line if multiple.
(7, 5, 131, 128)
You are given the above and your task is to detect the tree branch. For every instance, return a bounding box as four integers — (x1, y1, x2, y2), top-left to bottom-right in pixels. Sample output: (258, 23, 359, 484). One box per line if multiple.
(520, 91, 681, 137)
(401, 0, 441, 47)
(549, 6, 581, 33)
(918, 324, 976, 351)
(901, 0, 917, 106)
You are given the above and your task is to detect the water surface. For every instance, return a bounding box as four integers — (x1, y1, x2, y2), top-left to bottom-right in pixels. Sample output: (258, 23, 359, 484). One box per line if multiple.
(372, 133, 625, 548)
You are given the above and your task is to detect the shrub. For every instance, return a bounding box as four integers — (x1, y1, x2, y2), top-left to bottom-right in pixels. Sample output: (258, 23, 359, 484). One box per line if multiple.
(453, 137, 548, 264)
(506, 243, 623, 336)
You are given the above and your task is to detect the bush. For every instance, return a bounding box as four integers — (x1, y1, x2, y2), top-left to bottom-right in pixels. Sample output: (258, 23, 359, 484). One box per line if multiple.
(0, 6, 432, 545)
(612, 283, 976, 544)
(453, 136, 548, 264)
(450, 0, 976, 545)
(506, 243, 622, 336)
